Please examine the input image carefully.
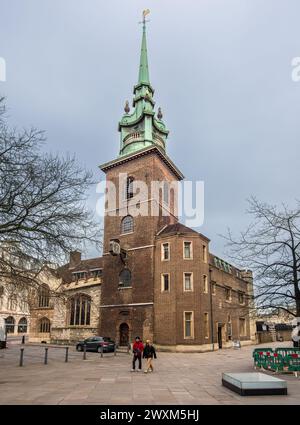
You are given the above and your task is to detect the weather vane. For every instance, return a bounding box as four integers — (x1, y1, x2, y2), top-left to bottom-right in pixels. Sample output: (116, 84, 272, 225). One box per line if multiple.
(139, 9, 150, 27)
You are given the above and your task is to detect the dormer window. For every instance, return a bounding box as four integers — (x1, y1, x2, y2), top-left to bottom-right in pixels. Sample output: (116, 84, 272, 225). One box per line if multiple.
(90, 269, 102, 279)
(73, 271, 86, 281)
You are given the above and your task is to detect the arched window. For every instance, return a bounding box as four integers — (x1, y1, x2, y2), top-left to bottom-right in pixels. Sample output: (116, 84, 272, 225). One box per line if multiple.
(163, 181, 169, 205)
(39, 317, 51, 333)
(121, 215, 134, 234)
(126, 176, 134, 200)
(5, 316, 15, 334)
(38, 284, 50, 308)
(18, 317, 28, 334)
(119, 269, 132, 288)
(69, 294, 91, 326)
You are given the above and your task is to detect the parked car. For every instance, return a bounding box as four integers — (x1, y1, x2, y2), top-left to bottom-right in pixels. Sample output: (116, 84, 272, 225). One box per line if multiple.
(76, 336, 115, 353)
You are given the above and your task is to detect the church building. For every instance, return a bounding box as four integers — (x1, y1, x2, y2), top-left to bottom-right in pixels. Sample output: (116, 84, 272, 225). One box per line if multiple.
(99, 16, 253, 351)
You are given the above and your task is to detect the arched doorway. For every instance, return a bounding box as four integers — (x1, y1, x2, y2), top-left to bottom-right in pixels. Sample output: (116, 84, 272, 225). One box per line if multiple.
(119, 323, 129, 346)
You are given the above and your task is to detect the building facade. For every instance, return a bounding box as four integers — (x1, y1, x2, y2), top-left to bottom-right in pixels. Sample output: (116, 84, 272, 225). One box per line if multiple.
(29, 252, 102, 344)
(99, 18, 253, 351)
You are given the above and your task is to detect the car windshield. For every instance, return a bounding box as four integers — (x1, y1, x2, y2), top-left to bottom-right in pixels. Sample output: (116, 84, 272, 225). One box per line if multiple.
(103, 337, 113, 342)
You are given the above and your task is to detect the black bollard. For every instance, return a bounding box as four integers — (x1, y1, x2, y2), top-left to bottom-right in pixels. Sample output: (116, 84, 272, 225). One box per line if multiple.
(21, 335, 25, 345)
(65, 346, 69, 363)
(19, 348, 24, 367)
(127, 343, 130, 354)
(100, 344, 103, 358)
(44, 347, 48, 365)
(114, 344, 117, 357)
(83, 344, 87, 360)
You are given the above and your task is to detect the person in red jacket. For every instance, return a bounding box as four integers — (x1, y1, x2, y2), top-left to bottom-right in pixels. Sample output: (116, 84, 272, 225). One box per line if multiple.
(131, 336, 144, 372)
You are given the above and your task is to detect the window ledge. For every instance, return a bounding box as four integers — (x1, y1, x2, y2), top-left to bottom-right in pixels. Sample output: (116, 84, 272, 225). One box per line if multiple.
(118, 286, 133, 290)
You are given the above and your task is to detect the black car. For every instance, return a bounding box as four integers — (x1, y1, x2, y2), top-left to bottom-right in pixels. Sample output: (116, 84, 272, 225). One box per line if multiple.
(76, 336, 115, 353)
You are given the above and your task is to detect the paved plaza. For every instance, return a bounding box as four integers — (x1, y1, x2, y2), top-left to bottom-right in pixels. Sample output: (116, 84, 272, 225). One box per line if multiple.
(0, 341, 299, 405)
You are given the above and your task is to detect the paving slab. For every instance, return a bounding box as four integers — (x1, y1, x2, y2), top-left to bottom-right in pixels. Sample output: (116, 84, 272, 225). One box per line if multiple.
(0, 341, 300, 405)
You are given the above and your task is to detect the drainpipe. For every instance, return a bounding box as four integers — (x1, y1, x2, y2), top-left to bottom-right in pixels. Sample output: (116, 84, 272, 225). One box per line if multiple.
(209, 268, 214, 351)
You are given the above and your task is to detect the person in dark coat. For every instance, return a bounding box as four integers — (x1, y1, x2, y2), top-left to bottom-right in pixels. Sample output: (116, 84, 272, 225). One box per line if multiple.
(143, 339, 157, 373)
(131, 336, 144, 372)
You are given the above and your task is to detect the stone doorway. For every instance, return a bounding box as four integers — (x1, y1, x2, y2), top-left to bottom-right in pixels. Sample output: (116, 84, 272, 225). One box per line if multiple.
(119, 323, 129, 346)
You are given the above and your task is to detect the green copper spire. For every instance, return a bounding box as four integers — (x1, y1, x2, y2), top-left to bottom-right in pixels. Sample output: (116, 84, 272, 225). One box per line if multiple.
(118, 11, 169, 157)
(138, 19, 150, 84)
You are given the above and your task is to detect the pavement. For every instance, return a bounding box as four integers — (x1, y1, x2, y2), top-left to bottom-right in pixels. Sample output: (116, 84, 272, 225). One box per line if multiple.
(0, 341, 299, 405)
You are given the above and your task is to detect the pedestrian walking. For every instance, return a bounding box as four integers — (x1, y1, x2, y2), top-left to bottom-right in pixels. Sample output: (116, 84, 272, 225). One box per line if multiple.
(131, 336, 144, 372)
(143, 340, 157, 373)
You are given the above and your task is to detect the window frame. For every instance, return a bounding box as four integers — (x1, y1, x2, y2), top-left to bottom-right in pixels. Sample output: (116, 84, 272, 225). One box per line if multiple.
(125, 176, 135, 200)
(69, 294, 91, 326)
(161, 242, 170, 261)
(238, 292, 245, 305)
(225, 286, 232, 302)
(121, 215, 134, 234)
(184, 311, 194, 339)
(203, 274, 208, 294)
(202, 245, 207, 263)
(163, 181, 169, 206)
(161, 273, 170, 292)
(183, 241, 193, 260)
(204, 312, 209, 339)
(183, 272, 194, 292)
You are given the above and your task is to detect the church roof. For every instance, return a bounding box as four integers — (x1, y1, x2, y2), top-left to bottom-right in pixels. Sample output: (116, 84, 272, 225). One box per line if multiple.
(58, 257, 103, 284)
(157, 223, 210, 241)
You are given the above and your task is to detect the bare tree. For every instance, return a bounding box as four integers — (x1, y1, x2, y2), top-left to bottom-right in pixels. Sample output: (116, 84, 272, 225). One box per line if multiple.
(0, 97, 102, 290)
(224, 196, 300, 317)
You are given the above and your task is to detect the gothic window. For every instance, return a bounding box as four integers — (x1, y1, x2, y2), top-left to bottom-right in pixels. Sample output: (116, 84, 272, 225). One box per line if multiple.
(69, 294, 91, 326)
(38, 284, 50, 308)
(5, 316, 15, 334)
(18, 317, 28, 334)
(126, 176, 134, 200)
(119, 269, 132, 288)
(39, 317, 51, 333)
(121, 215, 134, 234)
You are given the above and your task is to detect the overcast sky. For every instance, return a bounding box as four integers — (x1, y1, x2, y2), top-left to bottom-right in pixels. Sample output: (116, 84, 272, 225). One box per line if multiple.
(1, 0, 300, 261)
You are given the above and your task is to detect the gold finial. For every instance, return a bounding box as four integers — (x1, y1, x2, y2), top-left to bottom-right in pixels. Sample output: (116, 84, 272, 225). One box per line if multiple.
(143, 9, 150, 18)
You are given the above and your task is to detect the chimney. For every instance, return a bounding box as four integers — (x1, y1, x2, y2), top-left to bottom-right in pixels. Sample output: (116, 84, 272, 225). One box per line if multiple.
(69, 251, 81, 269)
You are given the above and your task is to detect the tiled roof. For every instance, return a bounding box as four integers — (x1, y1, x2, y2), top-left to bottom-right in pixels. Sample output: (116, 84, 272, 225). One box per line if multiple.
(58, 257, 103, 284)
(157, 223, 209, 241)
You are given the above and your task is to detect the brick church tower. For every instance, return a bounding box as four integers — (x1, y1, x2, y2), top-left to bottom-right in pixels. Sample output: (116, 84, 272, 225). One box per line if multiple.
(99, 13, 252, 350)
(99, 15, 184, 345)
